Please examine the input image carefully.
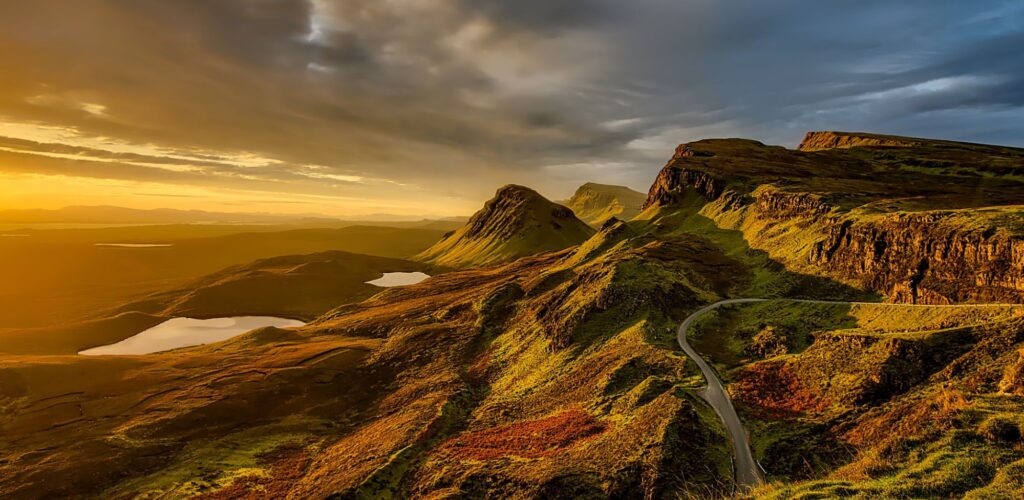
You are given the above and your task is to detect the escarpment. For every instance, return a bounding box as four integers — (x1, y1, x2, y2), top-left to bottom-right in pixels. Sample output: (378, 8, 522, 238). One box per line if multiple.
(643, 133, 1024, 303)
(798, 131, 921, 151)
(642, 145, 726, 209)
(810, 212, 1024, 303)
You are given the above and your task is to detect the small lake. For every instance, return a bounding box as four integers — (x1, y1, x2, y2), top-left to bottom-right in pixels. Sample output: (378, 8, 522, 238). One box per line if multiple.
(79, 316, 305, 355)
(94, 243, 174, 248)
(366, 272, 430, 287)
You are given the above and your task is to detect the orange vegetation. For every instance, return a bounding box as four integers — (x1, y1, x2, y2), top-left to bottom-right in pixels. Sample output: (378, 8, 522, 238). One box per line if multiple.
(731, 361, 828, 416)
(441, 408, 605, 460)
(197, 443, 310, 500)
(842, 387, 969, 448)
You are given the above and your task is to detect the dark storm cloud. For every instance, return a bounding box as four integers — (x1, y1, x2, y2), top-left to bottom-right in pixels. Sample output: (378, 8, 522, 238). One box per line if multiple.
(0, 0, 1021, 206)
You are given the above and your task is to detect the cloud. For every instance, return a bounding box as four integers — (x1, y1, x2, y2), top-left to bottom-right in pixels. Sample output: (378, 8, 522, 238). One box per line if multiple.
(0, 0, 1020, 213)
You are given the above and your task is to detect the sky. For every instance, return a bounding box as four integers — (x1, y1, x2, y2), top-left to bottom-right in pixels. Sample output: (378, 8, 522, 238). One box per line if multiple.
(0, 0, 1021, 217)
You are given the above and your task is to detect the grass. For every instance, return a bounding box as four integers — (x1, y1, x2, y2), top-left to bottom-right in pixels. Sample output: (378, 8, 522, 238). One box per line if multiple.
(5, 133, 1023, 497)
(416, 185, 594, 268)
(103, 418, 317, 498)
(703, 301, 1024, 497)
(565, 182, 646, 226)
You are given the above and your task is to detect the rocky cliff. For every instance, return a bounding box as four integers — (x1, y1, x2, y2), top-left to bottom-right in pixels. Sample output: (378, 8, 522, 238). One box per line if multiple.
(810, 212, 1024, 303)
(642, 133, 1024, 303)
(797, 131, 921, 151)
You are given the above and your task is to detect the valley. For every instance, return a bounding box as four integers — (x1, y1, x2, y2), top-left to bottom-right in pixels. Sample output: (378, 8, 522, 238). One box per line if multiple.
(2, 132, 1023, 498)
(0, 223, 450, 330)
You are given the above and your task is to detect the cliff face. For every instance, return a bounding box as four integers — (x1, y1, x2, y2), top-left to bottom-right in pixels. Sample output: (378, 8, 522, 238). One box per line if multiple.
(798, 131, 921, 151)
(810, 213, 1024, 303)
(643, 145, 725, 209)
(642, 133, 1024, 303)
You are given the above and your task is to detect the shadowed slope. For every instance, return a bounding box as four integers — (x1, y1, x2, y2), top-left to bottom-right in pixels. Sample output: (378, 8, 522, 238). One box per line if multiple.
(417, 184, 594, 268)
(565, 182, 647, 226)
(118, 251, 439, 322)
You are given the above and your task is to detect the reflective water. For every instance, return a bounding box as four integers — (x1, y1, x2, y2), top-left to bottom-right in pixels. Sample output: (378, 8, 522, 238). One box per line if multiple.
(94, 243, 173, 248)
(366, 271, 430, 287)
(79, 316, 304, 355)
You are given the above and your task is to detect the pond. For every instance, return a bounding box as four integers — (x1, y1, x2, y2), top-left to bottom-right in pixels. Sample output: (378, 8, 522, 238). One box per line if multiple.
(79, 316, 305, 355)
(94, 243, 174, 248)
(365, 271, 430, 287)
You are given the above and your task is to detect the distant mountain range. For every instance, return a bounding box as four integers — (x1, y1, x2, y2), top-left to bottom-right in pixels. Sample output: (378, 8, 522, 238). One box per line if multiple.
(0, 205, 467, 225)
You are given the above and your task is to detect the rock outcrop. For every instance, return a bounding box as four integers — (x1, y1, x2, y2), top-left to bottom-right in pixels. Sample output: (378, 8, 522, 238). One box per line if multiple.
(798, 131, 921, 151)
(642, 132, 1024, 303)
(810, 212, 1024, 303)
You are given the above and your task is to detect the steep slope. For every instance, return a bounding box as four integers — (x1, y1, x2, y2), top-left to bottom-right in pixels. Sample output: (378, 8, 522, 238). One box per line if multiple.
(417, 184, 595, 268)
(687, 300, 1024, 498)
(641, 132, 1024, 304)
(1, 221, 744, 498)
(565, 182, 646, 225)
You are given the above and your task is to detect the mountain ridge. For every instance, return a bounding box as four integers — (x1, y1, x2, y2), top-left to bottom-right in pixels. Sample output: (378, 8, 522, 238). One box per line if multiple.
(416, 184, 594, 268)
(641, 132, 1024, 303)
(565, 182, 646, 226)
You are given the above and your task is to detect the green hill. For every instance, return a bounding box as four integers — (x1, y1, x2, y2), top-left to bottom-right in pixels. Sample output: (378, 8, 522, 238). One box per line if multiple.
(416, 184, 594, 268)
(565, 182, 646, 226)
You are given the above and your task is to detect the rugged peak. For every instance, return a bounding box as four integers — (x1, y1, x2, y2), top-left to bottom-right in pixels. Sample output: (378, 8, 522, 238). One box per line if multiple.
(673, 144, 715, 159)
(798, 131, 921, 152)
(566, 182, 646, 226)
(464, 184, 575, 239)
(417, 184, 594, 268)
(494, 183, 543, 199)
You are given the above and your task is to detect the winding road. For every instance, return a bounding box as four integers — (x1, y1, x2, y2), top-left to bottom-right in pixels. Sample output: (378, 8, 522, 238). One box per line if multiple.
(677, 298, 1023, 492)
(677, 299, 767, 490)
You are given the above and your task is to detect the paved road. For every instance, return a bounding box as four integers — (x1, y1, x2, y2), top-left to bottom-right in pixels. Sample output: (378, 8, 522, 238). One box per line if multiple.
(677, 298, 1023, 491)
(677, 299, 767, 490)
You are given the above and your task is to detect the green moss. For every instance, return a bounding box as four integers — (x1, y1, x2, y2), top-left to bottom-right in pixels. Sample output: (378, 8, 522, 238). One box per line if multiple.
(105, 416, 319, 498)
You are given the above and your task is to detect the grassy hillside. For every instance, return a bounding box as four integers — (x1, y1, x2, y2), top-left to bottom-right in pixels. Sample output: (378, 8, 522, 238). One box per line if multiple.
(417, 184, 595, 268)
(641, 132, 1024, 304)
(565, 182, 647, 226)
(0, 223, 739, 498)
(4, 132, 1024, 497)
(685, 300, 1024, 498)
(0, 225, 447, 329)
